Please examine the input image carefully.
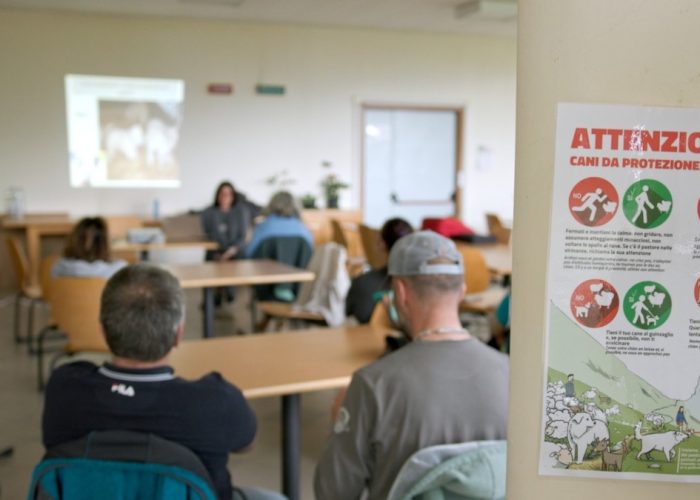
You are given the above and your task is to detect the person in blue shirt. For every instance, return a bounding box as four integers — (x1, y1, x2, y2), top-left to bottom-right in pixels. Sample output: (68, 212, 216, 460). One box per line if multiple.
(245, 191, 313, 257)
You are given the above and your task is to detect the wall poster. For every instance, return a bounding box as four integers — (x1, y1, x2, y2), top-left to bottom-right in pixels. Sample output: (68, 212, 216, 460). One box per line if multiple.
(540, 103, 700, 481)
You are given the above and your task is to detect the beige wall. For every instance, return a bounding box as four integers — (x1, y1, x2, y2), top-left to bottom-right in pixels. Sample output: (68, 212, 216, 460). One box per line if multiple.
(0, 8, 515, 231)
(509, 0, 700, 497)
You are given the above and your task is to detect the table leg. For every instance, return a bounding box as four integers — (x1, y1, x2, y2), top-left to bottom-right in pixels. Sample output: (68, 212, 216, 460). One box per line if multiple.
(203, 287, 214, 339)
(282, 394, 300, 500)
(26, 227, 41, 289)
(250, 293, 258, 333)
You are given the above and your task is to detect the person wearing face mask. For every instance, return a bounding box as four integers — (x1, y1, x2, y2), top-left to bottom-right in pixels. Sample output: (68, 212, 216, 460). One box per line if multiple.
(314, 231, 509, 500)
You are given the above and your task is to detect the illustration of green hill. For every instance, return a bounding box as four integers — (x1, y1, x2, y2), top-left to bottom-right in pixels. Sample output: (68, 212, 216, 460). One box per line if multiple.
(548, 303, 677, 416)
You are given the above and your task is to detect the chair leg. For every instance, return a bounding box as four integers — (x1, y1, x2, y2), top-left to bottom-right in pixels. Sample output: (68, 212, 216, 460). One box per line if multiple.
(37, 325, 61, 392)
(13, 292, 23, 344)
(27, 298, 37, 354)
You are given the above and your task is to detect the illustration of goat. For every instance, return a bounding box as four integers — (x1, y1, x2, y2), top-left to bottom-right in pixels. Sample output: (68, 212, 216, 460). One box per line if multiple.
(602, 437, 631, 472)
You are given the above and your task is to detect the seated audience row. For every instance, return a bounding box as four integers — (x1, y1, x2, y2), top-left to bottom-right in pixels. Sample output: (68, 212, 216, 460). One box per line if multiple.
(41, 231, 509, 499)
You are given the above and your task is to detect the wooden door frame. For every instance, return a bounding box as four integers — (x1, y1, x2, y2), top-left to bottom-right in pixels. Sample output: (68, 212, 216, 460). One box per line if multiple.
(359, 103, 465, 223)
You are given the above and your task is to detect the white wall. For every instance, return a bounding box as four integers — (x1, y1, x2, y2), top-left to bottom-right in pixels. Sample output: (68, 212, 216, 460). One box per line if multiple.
(509, 0, 700, 498)
(0, 9, 515, 231)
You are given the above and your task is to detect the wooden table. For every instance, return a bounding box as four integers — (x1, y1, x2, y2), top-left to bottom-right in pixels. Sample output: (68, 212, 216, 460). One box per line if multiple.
(170, 325, 388, 500)
(163, 260, 315, 338)
(3, 215, 74, 288)
(112, 238, 218, 260)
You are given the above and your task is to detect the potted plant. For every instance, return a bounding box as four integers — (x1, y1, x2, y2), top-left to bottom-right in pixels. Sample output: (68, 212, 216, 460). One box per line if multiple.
(301, 193, 317, 209)
(320, 161, 349, 209)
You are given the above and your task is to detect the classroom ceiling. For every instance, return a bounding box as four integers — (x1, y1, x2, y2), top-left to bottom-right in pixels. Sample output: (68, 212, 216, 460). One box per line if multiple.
(0, 0, 517, 37)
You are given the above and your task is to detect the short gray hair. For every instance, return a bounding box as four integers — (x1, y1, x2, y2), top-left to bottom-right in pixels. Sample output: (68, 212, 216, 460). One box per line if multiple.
(100, 264, 185, 361)
(402, 273, 464, 301)
(265, 191, 300, 218)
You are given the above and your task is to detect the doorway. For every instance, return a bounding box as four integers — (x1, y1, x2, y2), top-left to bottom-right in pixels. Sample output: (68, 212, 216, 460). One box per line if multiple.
(361, 105, 463, 229)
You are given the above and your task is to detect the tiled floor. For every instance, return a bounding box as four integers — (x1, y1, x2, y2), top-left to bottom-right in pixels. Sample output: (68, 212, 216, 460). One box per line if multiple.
(0, 288, 336, 500)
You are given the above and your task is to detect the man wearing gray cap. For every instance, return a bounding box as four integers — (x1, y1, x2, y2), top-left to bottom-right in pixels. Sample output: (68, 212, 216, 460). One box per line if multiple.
(314, 231, 509, 500)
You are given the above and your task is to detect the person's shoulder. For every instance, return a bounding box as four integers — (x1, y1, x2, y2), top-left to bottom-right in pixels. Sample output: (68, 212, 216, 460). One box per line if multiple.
(200, 206, 217, 218)
(47, 361, 99, 385)
(465, 339, 510, 369)
(180, 371, 246, 399)
(351, 268, 388, 287)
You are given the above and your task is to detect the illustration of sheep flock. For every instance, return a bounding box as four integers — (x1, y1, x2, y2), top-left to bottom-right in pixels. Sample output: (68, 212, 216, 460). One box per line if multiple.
(543, 378, 696, 473)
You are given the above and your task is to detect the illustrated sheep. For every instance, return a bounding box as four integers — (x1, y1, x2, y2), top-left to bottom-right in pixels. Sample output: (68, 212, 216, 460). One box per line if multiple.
(602, 201, 618, 213)
(656, 200, 672, 213)
(589, 283, 604, 293)
(605, 405, 620, 417)
(594, 291, 615, 308)
(645, 413, 666, 429)
(567, 413, 610, 463)
(648, 292, 666, 307)
(582, 388, 598, 400)
(546, 420, 570, 440)
(542, 442, 573, 469)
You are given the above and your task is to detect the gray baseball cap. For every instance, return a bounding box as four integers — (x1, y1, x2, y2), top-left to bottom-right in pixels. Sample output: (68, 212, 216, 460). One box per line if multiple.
(388, 230, 464, 276)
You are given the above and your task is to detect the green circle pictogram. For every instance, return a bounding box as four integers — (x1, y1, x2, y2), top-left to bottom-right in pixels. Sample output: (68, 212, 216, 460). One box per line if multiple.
(622, 180, 673, 229)
(623, 281, 671, 330)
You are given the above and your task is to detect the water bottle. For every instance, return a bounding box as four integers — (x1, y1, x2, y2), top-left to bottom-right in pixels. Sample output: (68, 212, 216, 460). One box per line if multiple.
(152, 198, 160, 220)
(6, 187, 25, 219)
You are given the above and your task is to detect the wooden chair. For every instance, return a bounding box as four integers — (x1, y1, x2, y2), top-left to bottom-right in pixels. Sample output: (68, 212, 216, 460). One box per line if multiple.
(257, 243, 349, 331)
(106, 216, 143, 264)
(105, 216, 143, 240)
(457, 244, 506, 315)
(330, 219, 350, 248)
(6, 236, 42, 345)
(331, 219, 367, 277)
(485, 213, 511, 245)
(368, 300, 394, 330)
(37, 277, 109, 390)
(358, 224, 387, 269)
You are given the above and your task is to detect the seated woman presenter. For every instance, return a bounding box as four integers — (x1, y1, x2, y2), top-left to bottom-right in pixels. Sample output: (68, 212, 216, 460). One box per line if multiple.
(52, 217, 126, 278)
(200, 181, 260, 305)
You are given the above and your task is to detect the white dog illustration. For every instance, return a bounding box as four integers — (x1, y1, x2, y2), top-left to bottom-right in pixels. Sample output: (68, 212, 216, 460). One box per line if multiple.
(567, 413, 609, 463)
(575, 303, 591, 318)
(635, 421, 689, 462)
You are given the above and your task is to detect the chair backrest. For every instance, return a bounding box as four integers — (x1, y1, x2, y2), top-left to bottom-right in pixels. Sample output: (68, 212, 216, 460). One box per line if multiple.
(294, 242, 351, 326)
(457, 245, 491, 294)
(251, 236, 314, 302)
(6, 235, 29, 289)
(105, 216, 143, 241)
(368, 300, 394, 329)
(485, 213, 511, 245)
(330, 219, 349, 248)
(387, 440, 507, 500)
(359, 224, 386, 269)
(40, 254, 60, 304)
(28, 430, 217, 500)
(49, 276, 109, 353)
